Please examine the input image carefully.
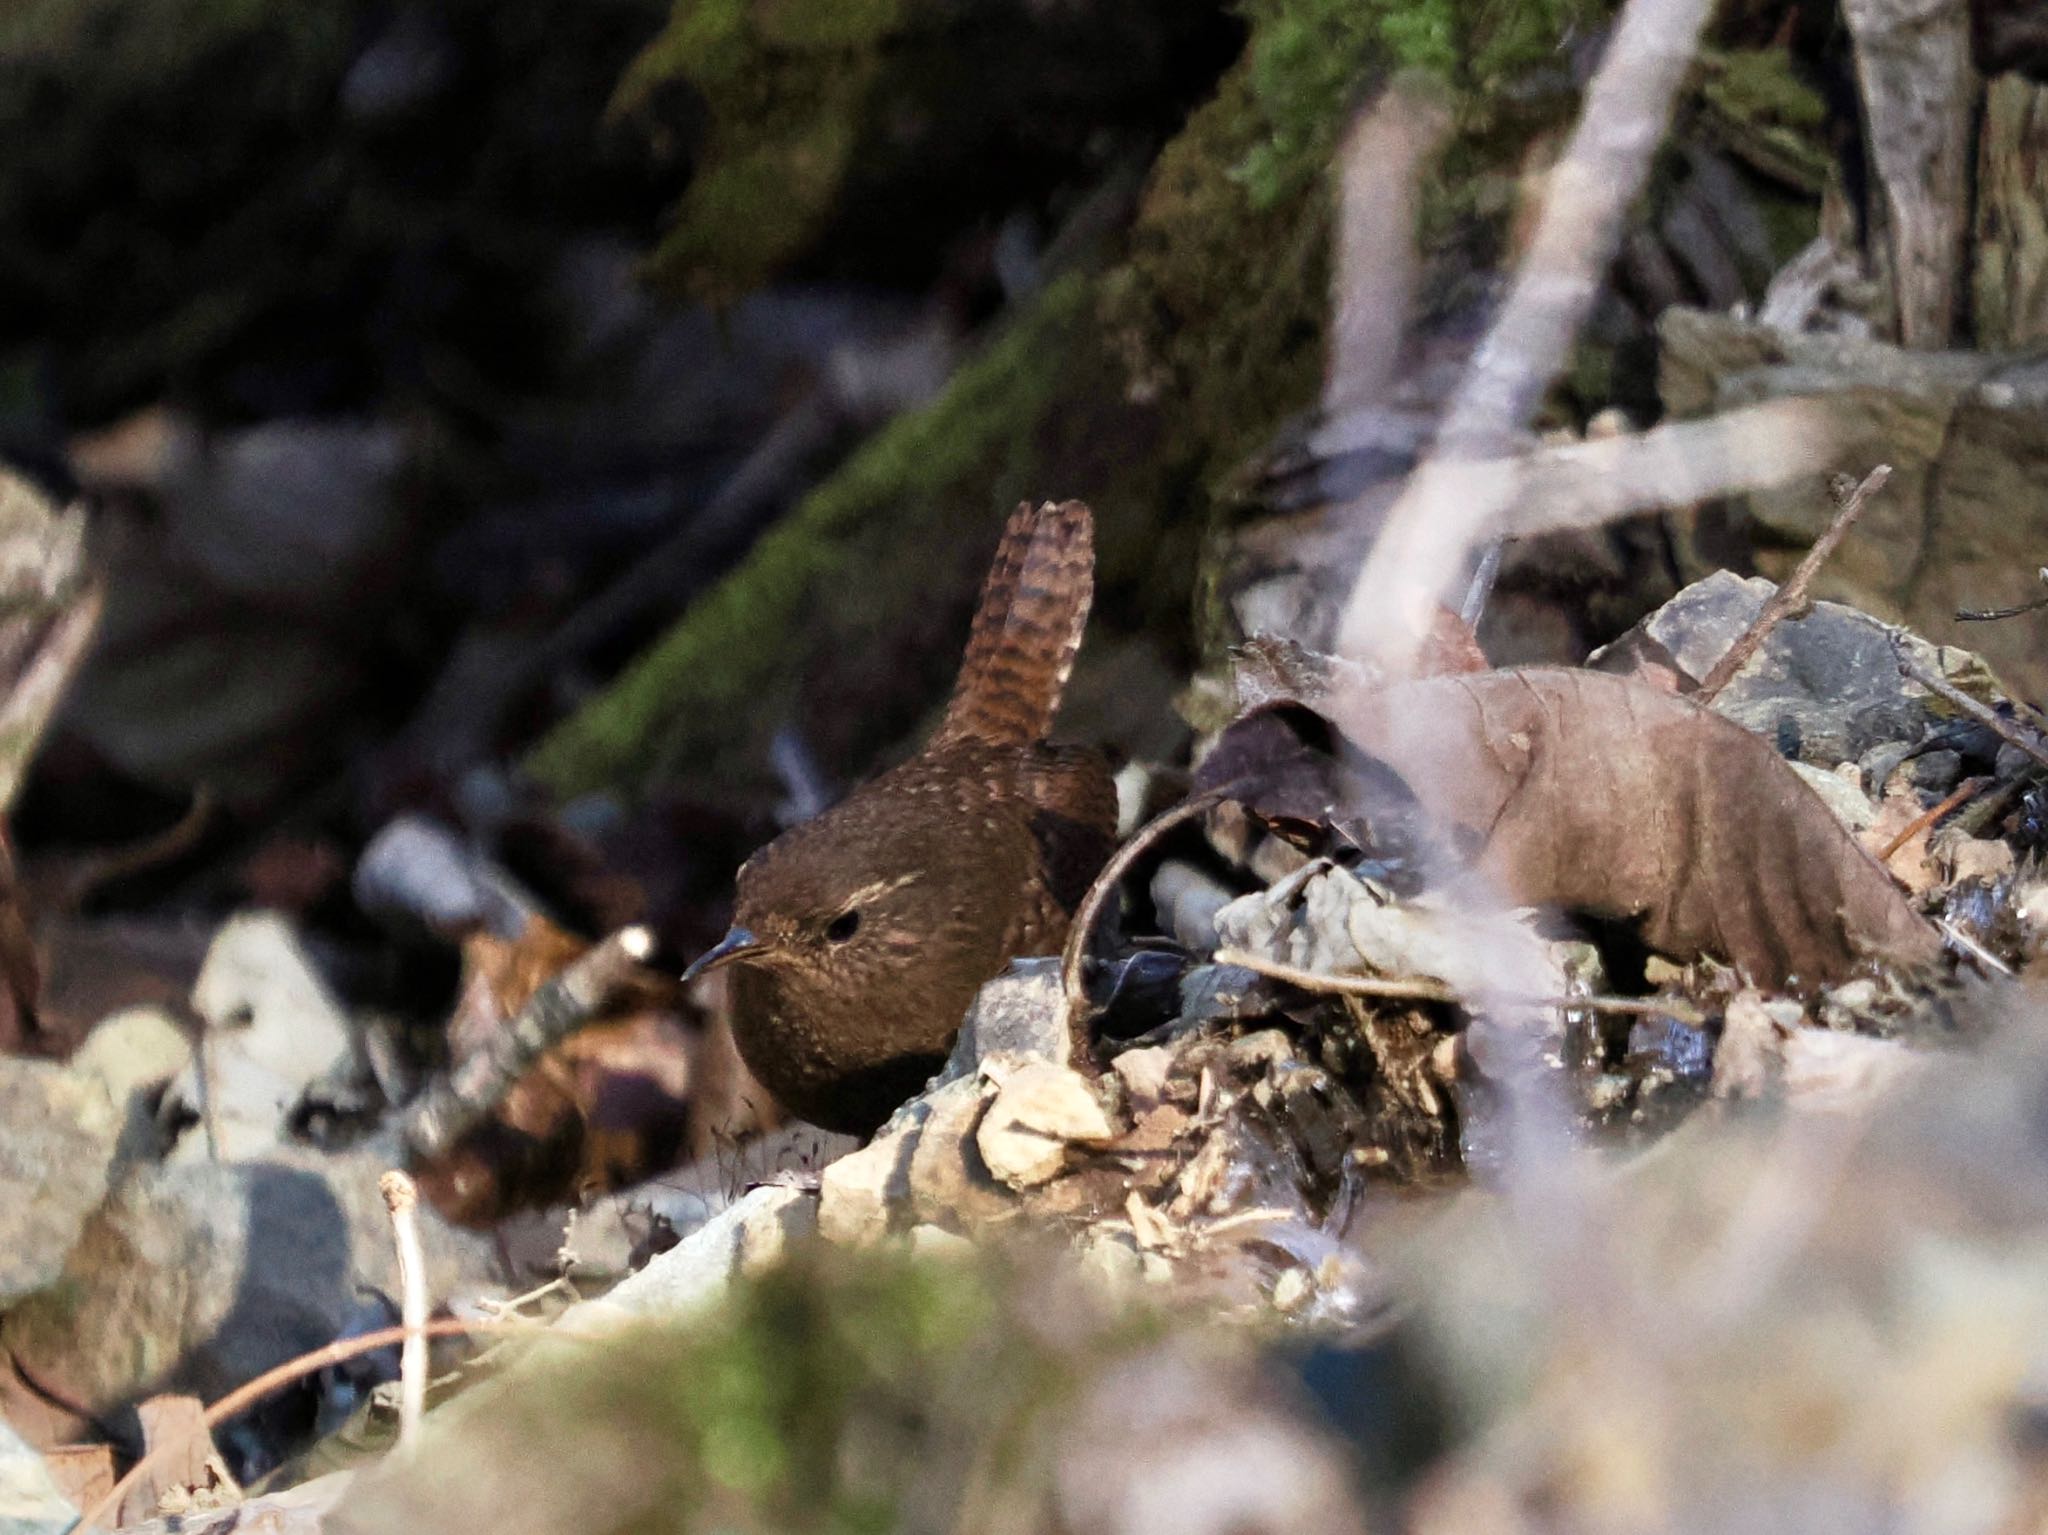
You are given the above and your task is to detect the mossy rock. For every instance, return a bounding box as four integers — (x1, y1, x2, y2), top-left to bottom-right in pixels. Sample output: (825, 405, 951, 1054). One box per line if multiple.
(615, 0, 1247, 301)
(528, 274, 1131, 798)
(534, 0, 1616, 804)
(322, 1246, 1285, 1535)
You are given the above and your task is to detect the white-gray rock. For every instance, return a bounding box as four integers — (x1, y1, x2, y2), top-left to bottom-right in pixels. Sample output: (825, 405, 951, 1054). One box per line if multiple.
(976, 1060, 1116, 1191)
(940, 958, 1070, 1082)
(1, 1136, 500, 1413)
(170, 912, 363, 1161)
(818, 1098, 933, 1245)
(1593, 569, 1977, 769)
(574, 1184, 819, 1323)
(0, 1419, 76, 1535)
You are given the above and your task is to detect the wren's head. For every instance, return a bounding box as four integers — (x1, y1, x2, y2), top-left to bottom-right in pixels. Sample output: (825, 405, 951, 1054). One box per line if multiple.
(681, 767, 1029, 1132)
(707, 834, 933, 999)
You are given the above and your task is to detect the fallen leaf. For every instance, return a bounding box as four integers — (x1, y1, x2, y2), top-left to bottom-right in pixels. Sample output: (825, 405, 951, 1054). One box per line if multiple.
(413, 916, 762, 1225)
(124, 1394, 235, 1525)
(1414, 605, 1490, 677)
(1942, 833, 2015, 887)
(1309, 667, 1941, 990)
(1860, 779, 1941, 896)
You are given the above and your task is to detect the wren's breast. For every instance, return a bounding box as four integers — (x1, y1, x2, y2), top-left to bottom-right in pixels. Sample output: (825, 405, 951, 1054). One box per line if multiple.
(730, 964, 960, 1135)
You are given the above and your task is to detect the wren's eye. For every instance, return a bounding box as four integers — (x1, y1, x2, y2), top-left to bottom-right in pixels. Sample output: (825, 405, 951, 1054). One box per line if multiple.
(824, 908, 862, 943)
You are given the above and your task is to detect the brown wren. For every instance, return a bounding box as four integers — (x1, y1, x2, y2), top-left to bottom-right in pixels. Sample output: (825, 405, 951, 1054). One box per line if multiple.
(683, 499, 1117, 1135)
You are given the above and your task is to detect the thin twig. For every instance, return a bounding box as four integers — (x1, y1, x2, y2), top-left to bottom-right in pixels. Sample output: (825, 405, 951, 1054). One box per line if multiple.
(1214, 946, 1460, 1002)
(70, 1319, 565, 1534)
(477, 1276, 576, 1319)
(1695, 465, 1890, 705)
(0, 580, 102, 815)
(1323, 78, 1454, 422)
(1876, 775, 1989, 863)
(1212, 945, 1707, 1025)
(197, 1028, 222, 1163)
(1060, 787, 1238, 1026)
(42, 785, 213, 911)
(1338, 0, 1718, 672)
(401, 924, 654, 1163)
(1893, 643, 2048, 774)
(1957, 567, 2048, 622)
(378, 1171, 428, 1453)
(1938, 917, 2014, 976)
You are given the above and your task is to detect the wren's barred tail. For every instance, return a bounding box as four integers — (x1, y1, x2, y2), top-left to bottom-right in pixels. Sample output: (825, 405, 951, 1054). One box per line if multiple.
(936, 499, 1094, 750)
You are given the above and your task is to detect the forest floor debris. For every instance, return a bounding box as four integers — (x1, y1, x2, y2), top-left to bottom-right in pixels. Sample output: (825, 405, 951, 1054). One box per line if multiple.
(11, 497, 2048, 1534)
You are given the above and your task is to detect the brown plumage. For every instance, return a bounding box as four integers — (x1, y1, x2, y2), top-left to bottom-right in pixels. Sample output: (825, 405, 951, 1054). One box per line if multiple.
(685, 500, 1117, 1134)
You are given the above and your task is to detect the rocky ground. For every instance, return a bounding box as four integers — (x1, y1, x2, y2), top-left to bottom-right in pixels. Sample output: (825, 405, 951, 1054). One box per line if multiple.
(4, 0, 2048, 1530)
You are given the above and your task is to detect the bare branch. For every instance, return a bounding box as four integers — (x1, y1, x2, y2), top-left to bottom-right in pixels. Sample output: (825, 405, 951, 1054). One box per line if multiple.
(1323, 76, 1455, 420)
(401, 925, 655, 1163)
(1337, 0, 1717, 675)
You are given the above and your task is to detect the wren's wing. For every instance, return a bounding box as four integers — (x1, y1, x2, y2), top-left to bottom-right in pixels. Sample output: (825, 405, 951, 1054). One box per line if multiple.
(1004, 742, 1118, 956)
(936, 500, 1094, 749)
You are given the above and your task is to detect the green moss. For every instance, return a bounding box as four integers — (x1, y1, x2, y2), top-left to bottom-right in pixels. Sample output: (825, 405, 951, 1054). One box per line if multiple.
(1228, 0, 1599, 210)
(749, 0, 907, 51)
(544, 0, 1619, 799)
(1700, 45, 1825, 131)
(352, 1246, 1134, 1533)
(1696, 46, 1832, 193)
(616, 0, 912, 299)
(1101, 57, 1329, 490)
(649, 108, 862, 297)
(1105, 0, 1603, 495)
(623, 0, 903, 83)
(527, 275, 1096, 797)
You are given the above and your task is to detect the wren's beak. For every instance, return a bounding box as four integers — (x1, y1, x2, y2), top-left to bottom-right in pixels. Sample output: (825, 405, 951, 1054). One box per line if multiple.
(682, 926, 765, 984)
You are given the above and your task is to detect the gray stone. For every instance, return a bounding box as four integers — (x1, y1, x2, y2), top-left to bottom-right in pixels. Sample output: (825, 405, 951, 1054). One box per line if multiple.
(1592, 569, 1970, 767)
(352, 815, 536, 940)
(1788, 761, 1879, 832)
(1, 1136, 499, 1414)
(1910, 748, 1963, 792)
(939, 958, 1070, 1083)
(1177, 964, 1276, 1025)
(0, 1010, 196, 1306)
(69, 1007, 194, 1164)
(169, 912, 365, 1161)
(1658, 308, 2048, 702)
(1150, 859, 1236, 951)
(975, 1060, 1116, 1191)
(818, 1096, 934, 1245)
(1110, 1045, 1177, 1108)
(0, 1061, 120, 1305)
(906, 1076, 1014, 1230)
(585, 1184, 818, 1321)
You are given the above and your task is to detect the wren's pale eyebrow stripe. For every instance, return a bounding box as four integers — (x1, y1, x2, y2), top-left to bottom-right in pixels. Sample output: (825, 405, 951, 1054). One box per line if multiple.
(841, 872, 923, 907)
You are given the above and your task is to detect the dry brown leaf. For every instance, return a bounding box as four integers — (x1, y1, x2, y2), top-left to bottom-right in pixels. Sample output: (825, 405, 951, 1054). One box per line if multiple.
(1323, 668, 1940, 989)
(123, 1393, 235, 1525)
(1415, 605, 1490, 678)
(1861, 779, 1942, 897)
(414, 916, 763, 1225)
